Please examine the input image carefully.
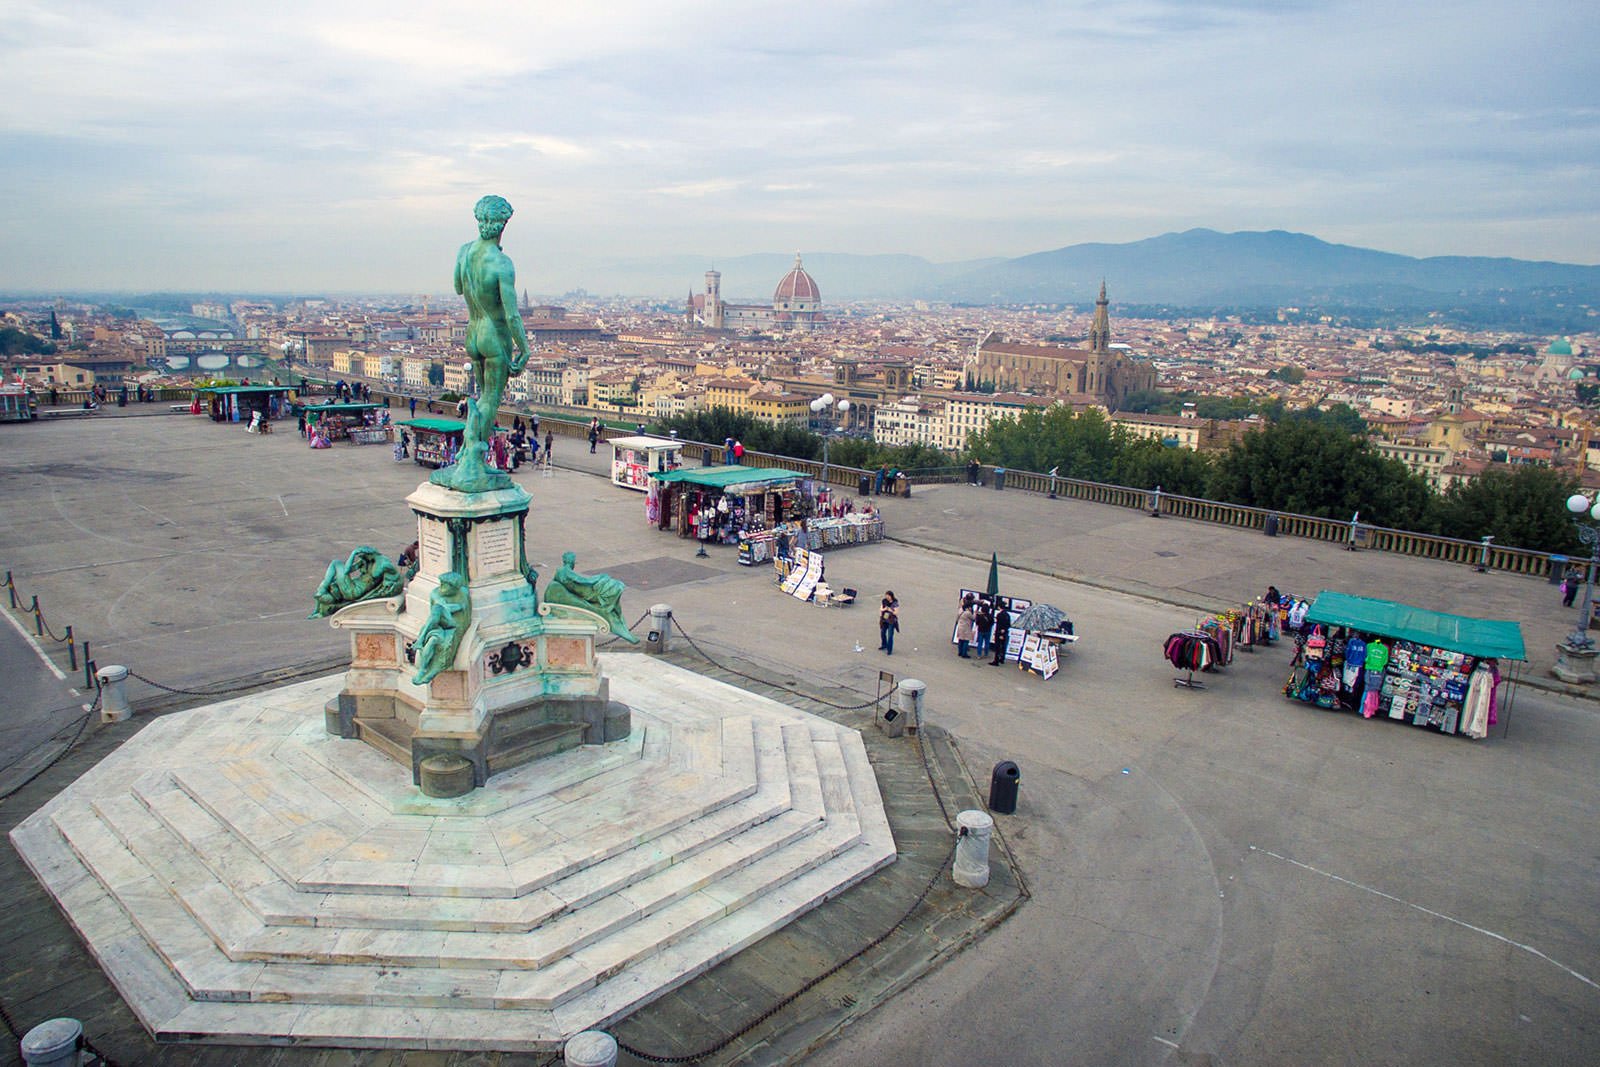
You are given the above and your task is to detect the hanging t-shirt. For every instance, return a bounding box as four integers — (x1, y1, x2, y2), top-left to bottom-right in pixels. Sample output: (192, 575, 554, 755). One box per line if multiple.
(1364, 639, 1389, 674)
(1287, 600, 1309, 630)
(1341, 635, 1366, 690)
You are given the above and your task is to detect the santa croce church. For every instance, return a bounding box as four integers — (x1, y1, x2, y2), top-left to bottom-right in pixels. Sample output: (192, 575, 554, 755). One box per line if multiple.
(966, 283, 1156, 407)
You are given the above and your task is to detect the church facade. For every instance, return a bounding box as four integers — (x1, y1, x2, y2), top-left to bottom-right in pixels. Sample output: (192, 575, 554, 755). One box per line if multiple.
(965, 284, 1156, 408)
(688, 254, 825, 333)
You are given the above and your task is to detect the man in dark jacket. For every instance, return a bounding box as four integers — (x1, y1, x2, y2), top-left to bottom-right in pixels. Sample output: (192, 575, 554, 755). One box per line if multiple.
(990, 601, 1011, 666)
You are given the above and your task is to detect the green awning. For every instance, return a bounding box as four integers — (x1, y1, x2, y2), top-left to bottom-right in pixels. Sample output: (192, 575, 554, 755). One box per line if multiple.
(399, 418, 465, 433)
(296, 402, 385, 414)
(1305, 591, 1526, 661)
(197, 385, 293, 395)
(648, 465, 806, 489)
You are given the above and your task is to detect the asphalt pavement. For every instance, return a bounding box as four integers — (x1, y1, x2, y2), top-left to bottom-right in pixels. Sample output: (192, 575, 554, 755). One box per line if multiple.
(1, 412, 1597, 1066)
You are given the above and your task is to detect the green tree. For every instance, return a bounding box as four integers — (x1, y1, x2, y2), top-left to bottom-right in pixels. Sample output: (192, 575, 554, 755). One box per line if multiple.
(1270, 365, 1306, 384)
(1206, 419, 1433, 528)
(967, 406, 1127, 482)
(0, 326, 55, 356)
(426, 363, 444, 387)
(1111, 438, 1214, 496)
(1432, 466, 1579, 553)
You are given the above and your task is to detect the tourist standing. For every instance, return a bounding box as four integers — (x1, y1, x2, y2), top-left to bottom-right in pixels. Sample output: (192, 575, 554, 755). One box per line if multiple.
(588, 418, 601, 454)
(724, 435, 736, 463)
(954, 595, 975, 658)
(989, 603, 1011, 666)
(878, 591, 900, 655)
(973, 598, 993, 659)
(544, 429, 553, 463)
(733, 439, 744, 463)
(1562, 566, 1581, 608)
(409, 396, 417, 418)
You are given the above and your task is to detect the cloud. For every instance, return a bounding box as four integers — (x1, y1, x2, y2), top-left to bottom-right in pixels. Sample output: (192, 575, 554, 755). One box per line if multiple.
(0, 0, 1595, 291)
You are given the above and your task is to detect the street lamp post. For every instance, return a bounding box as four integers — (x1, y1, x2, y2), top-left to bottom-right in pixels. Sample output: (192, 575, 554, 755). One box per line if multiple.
(809, 392, 850, 491)
(1554, 493, 1600, 684)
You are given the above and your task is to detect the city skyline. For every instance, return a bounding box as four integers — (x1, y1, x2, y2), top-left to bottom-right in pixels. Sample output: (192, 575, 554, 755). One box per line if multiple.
(2, 0, 1595, 294)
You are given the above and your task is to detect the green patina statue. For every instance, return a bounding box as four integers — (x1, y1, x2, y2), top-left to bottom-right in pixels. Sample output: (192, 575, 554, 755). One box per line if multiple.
(431, 194, 532, 494)
(412, 572, 472, 685)
(544, 551, 639, 644)
(310, 546, 404, 619)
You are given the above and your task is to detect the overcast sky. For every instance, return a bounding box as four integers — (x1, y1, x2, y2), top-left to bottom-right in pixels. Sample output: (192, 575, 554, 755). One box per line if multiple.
(1, 0, 1594, 295)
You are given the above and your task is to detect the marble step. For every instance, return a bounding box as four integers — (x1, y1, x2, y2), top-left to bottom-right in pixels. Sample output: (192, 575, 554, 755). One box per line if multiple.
(353, 716, 411, 766)
(485, 721, 587, 777)
(165, 716, 761, 899)
(47, 752, 873, 1014)
(117, 721, 810, 950)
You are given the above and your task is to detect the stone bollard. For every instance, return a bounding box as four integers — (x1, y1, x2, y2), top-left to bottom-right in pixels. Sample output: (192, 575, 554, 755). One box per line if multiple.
(564, 1030, 619, 1067)
(892, 678, 926, 735)
(96, 665, 132, 723)
(646, 603, 672, 654)
(952, 809, 994, 888)
(19, 1017, 83, 1067)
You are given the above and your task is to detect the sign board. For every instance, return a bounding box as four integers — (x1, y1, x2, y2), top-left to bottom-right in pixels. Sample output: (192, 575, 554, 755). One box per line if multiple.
(1019, 632, 1059, 679)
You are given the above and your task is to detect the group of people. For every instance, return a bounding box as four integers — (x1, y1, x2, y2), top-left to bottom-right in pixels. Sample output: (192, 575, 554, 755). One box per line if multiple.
(953, 595, 1011, 665)
(723, 435, 746, 464)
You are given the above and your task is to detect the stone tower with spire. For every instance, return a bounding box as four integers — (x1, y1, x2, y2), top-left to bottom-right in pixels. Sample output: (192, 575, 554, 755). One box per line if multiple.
(1086, 281, 1112, 395)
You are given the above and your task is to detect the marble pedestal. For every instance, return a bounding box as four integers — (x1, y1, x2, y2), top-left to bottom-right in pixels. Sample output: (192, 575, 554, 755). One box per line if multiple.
(325, 481, 628, 791)
(9, 658, 896, 1050)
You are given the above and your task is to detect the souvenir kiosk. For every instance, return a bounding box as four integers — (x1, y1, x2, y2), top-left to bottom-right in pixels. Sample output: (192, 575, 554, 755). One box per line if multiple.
(646, 465, 807, 548)
(199, 384, 295, 425)
(609, 435, 683, 490)
(1283, 591, 1524, 740)
(399, 417, 466, 469)
(300, 401, 387, 441)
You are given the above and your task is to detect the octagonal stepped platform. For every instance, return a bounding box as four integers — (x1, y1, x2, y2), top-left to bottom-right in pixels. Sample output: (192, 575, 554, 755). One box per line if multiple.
(10, 655, 896, 1051)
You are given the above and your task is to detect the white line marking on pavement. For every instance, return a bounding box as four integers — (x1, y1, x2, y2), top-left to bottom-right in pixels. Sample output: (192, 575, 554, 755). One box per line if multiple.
(278, 495, 289, 517)
(1, 606, 67, 680)
(1250, 846, 1598, 992)
(1152, 1035, 1180, 1049)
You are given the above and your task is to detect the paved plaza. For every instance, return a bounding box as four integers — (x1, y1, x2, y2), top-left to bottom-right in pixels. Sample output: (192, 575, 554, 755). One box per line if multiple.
(2, 411, 1598, 1065)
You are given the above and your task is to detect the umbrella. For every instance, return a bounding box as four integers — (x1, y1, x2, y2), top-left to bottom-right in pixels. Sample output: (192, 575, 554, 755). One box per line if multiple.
(986, 552, 1000, 597)
(1014, 603, 1068, 633)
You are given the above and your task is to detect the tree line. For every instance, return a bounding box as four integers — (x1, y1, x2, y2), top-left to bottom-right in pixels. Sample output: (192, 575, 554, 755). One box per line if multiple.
(652, 403, 1584, 556)
(965, 405, 1581, 555)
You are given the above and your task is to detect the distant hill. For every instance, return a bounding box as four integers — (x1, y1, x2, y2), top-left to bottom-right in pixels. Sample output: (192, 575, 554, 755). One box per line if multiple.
(607, 230, 1599, 330)
(928, 229, 1600, 309)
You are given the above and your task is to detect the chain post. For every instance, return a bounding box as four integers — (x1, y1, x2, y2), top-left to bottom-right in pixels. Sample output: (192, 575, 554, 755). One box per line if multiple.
(66, 625, 76, 670)
(5, 570, 14, 609)
(30, 595, 42, 635)
(84, 644, 94, 690)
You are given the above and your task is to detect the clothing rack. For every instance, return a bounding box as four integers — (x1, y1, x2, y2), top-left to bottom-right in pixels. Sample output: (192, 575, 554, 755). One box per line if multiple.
(1163, 631, 1222, 690)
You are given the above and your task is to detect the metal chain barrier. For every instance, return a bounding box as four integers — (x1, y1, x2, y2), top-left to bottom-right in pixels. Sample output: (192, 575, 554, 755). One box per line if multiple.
(596, 611, 652, 648)
(669, 618, 898, 712)
(0, 688, 101, 805)
(3, 571, 75, 644)
(617, 840, 957, 1065)
(125, 669, 289, 698)
(612, 615, 964, 1062)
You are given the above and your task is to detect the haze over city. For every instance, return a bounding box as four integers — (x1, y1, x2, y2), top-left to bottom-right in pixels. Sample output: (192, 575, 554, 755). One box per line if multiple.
(2, 0, 1595, 295)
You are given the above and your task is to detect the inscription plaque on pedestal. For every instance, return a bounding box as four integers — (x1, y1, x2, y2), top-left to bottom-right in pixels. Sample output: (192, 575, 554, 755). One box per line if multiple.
(474, 521, 517, 578)
(419, 520, 450, 574)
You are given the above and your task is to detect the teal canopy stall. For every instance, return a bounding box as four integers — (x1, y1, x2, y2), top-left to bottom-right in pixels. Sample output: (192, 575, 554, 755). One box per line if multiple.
(1304, 591, 1526, 661)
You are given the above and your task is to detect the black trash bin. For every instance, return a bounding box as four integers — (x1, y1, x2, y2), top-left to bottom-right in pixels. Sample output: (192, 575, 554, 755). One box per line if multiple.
(1263, 513, 1279, 537)
(993, 467, 1007, 490)
(1549, 555, 1569, 584)
(988, 760, 1021, 814)
(859, 473, 873, 497)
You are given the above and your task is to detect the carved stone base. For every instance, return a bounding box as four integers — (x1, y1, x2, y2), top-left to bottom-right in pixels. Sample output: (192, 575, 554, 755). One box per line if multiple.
(1553, 642, 1598, 684)
(324, 480, 631, 793)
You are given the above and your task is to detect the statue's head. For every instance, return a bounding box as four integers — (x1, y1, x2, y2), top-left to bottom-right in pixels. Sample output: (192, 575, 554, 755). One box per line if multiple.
(561, 551, 577, 567)
(474, 195, 514, 240)
(439, 571, 465, 592)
